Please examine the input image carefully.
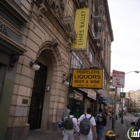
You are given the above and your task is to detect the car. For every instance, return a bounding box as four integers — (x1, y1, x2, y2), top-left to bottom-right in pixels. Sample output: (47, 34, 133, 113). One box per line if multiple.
(133, 113, 140, 117)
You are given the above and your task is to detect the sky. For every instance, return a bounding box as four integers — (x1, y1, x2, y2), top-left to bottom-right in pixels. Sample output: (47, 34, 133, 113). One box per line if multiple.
(108, 0, 140, 92)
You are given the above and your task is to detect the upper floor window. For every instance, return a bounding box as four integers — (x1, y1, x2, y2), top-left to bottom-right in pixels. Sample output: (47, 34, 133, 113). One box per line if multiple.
(71, 52, 84, 69)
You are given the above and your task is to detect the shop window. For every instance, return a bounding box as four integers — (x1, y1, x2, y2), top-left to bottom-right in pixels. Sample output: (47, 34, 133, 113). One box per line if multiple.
(0, 63, 6, 103)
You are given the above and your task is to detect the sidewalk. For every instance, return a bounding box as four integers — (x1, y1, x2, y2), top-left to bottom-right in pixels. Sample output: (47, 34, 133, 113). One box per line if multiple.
(103, 116, 127, 140)
(27, 115, 128, 140)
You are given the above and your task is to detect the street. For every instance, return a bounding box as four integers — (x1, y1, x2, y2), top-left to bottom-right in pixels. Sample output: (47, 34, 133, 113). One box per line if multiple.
(125, 113, 138, 135)
(27, 113, 138, 140)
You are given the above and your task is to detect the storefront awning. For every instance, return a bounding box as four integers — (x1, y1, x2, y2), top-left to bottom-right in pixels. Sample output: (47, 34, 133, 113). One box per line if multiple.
(96, 89, 109, 97)
(79, 88, 96, 100)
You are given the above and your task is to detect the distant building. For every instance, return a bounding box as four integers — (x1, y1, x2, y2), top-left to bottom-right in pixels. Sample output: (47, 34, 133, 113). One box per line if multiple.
(135, 90, 140, 109)
(125, 91, 137, 112)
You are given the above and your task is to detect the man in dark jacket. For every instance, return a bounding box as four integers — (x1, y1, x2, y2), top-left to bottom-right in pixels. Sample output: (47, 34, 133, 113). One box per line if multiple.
(95, 108, 107, 140)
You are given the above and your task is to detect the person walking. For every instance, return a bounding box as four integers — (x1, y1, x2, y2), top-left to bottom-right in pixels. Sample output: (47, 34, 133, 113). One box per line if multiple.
(95, 108, 107, 140)
(63, 111, 79, 140)
(62, 105, 71, 122)
(61, 105, 71, 136)
(78, 108, 97, 140)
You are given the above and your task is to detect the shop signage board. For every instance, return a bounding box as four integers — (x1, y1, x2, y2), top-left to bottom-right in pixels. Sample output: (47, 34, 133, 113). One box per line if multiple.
(74, 91, 83, 101)
(112, 70, 125, 88)
(99, 97, 114, 104)
(72, 69, 103, 88)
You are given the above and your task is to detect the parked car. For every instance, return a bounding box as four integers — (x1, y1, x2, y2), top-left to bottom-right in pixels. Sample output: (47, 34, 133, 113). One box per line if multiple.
(133, 113, 140, 117)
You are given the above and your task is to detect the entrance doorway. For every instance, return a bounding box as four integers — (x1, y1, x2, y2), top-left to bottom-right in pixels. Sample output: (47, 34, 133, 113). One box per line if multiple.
(28, 62, 47, 130)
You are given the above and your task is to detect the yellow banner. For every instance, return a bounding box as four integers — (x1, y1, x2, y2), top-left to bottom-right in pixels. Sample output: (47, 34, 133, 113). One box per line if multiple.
(73, 8, 89, 49)
(72, 69, 103, 89)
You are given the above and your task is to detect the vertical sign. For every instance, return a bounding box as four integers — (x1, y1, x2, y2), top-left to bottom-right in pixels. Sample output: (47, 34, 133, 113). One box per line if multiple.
(112, 70, 125, 88)
(73, 8, 89, 49)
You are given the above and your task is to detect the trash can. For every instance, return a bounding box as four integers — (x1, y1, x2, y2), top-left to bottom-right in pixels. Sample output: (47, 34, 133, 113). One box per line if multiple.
(105, 130, 116, 140)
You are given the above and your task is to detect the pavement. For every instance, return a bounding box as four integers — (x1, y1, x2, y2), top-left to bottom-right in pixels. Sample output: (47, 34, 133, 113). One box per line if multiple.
(27, 113, 135, 140)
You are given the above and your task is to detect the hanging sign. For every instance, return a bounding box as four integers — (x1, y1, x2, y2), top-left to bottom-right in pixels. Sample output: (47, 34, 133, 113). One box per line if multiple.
(112, 70, 125, 88)
(73, 8, 89, 49)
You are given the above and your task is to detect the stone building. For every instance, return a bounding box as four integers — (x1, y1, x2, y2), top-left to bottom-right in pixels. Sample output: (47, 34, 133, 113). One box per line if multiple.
(135, 90, 140, 109)
(125, 91, 136, 112)
(0, 0, 113, 140)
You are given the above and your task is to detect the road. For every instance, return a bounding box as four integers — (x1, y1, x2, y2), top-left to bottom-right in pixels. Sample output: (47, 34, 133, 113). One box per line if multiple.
(125, 113, 138, 129)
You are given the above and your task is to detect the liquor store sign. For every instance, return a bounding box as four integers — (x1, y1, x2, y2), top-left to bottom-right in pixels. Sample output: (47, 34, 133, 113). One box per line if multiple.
(72, 69, 103, 89)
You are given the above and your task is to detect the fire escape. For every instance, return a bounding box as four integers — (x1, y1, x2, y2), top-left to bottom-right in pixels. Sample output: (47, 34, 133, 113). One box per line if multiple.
(93, 0, 104, 51)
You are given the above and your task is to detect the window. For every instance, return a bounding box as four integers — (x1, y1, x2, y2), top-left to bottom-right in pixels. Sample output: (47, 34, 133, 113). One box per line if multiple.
(0, 63, 6, 103)
(89, 48, 94, 65)
(71, 52, 84, 69)
(92, 24, 95, 38)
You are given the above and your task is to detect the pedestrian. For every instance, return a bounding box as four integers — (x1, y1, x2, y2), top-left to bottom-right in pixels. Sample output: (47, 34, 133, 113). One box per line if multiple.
(61, 105, 71, 136)
(78, 108, 97, 140)
(62, 105, 71, 122)
(95, 108, 107, 140)
(63, 111, 79, 140)
(111, 113, 114, 130)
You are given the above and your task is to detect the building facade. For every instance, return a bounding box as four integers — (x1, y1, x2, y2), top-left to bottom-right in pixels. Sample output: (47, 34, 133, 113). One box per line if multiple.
(125, 91, 137, 112)
(135, 90, 140, 109)
(0, 0, 113, 140)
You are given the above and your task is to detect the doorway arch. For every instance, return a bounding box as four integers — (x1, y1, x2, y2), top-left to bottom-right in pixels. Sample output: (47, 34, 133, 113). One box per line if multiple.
(28, 41, 66, 130)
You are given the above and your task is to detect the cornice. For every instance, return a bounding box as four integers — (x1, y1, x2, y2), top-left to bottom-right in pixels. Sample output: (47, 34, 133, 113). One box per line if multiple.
(1, 0, 30, 24)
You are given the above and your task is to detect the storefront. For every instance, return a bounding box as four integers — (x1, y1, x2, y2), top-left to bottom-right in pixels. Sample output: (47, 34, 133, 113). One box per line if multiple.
(68, 88, 96, 118)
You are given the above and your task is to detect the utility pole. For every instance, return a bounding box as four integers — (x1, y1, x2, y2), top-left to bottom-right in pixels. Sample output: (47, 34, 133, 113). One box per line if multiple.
(113, 87, 117, 132)
(120, 89, 125, 124)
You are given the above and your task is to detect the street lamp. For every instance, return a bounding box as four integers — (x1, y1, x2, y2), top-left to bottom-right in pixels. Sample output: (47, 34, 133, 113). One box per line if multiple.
(121, 71, 140, 124)
(125, 71, 140, 74)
